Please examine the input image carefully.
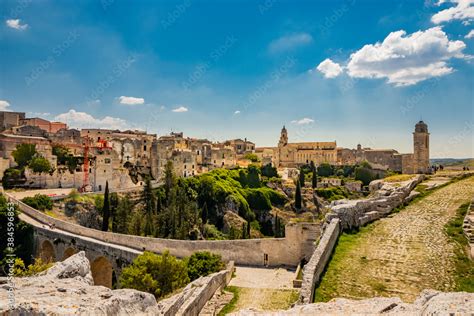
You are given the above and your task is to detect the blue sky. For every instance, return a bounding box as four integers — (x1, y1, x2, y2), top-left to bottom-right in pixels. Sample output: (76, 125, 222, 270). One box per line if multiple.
(0, 0, 473, 158)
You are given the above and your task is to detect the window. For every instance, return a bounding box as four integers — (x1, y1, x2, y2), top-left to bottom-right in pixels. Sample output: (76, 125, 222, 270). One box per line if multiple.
(104, 158, 111, 164)
(144, 145, 147, 151)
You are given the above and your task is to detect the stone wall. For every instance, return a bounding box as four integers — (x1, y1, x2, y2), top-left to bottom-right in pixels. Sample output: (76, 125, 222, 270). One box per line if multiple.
(9, 193, 319, 267)
(463, 196, 474, 259)
(157, 261, 235, 316)
(298, 218, 340, 304)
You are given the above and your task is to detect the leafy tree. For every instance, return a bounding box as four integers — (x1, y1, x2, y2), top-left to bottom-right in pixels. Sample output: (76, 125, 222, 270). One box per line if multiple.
(29, 156, 51, 174)
(295, 180, 302, 210)
(12, 143, 37, 168)
(244, 153, 259, 162)
(355, 167, 375, 186)
(260, 163, 278, 178)
(1, 168, 25, 189)
(186, 251, 224, 281)
(120, 251, 189, 299)
(317, 163, 333, 177)
(246, 165, 261, 188)
(0, 195, 34, 275)
(21, 194, 53, 211)
(201, 202, 208, 224)
(101, 181, 110, 231)
(115, 194, 131, 233)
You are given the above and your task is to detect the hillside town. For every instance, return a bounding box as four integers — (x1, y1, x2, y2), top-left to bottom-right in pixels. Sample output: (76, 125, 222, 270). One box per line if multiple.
(0, 110, 430, 192)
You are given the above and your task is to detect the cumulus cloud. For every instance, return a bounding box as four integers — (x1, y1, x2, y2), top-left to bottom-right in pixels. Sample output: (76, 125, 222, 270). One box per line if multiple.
(172, 106, 188, 113)
(118, 96, 145, 105)
(234, 110, 241, 115)
(291, 118, 314, 125)
(6, 19, 28, 30)
(431, 0, 474, 24)
(465, 29, 474, 38)
(268, 33, 313, 54)
(315, 58, 343, 78)
(0, 100, 11, 111)
(55, 109, 130, 130)
(346, 27, 466, 86)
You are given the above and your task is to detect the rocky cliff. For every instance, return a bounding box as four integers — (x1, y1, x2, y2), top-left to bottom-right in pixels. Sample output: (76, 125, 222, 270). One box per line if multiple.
(232, 289, 474, 315)
(0, 252, 160, 315)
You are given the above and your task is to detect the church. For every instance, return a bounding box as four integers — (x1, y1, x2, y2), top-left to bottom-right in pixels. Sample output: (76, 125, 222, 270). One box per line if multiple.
(263, 121, 430, 174)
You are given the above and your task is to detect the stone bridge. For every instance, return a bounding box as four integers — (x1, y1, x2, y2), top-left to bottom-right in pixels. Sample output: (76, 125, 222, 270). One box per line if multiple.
(20, 211, 141, 289)
(7, 192, 320, 289)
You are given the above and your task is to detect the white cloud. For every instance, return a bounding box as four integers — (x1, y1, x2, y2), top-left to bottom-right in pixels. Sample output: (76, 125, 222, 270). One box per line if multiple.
(315, 58, 343, 78)
(465, 29, 474, 38)
(172, 106, 188, 113)
(291, 117, 314, 125)
(55, 109, 130, 130)
(346, 27, 466, 86)
(0, 100, 11, 111)
(6, 19, 28, 30)
(118, 96, 145, 105)
(431, 0, 474, 24)
(234, 110, 241, 115)
(268, 33, 313, 54)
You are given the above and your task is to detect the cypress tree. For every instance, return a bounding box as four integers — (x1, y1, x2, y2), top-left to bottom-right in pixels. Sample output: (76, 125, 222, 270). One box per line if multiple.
(274, 214, 280, 237)
(101, 181, 110, 231)
(110, 192, 119, 232)
(241, 223, 246, 239)
(295, 179, 302, 210)
(299, 168, 305, 187)
(201, 202, 208, 224)
(247, 220, 251, 239)
(311, 163, 318, 189)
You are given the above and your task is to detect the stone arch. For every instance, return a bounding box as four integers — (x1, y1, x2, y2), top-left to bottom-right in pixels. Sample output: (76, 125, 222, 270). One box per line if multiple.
(39, 240, 55, 263)
(90, 256, 113, 288)
(62, 247, 77, 260)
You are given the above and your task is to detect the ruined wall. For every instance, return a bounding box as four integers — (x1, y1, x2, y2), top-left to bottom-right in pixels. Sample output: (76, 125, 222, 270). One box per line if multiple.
(299, 219, 340, 304)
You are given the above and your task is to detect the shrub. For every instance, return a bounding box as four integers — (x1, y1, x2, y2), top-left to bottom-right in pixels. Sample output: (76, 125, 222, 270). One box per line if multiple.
(317, 163, 333, 177)
(354, 167, 376, 186)
(261, 164, 278, 178)
(315, 187, 350, 202)
(13, 257, 52, 276)
(22, 194, 53, 211)
(120, 251, 189, 299)
(244, 153, 259, 162)
(2, 167, 24, 189)
(186, 251, 225, 281)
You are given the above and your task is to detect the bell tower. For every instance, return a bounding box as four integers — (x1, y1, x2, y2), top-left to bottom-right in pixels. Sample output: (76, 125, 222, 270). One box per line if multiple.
(278, 125, 288, 147)
(413, 120, 430, 174)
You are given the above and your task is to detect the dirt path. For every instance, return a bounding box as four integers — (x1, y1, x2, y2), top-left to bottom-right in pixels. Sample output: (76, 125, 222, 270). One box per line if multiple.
(316, 176, 474, 303)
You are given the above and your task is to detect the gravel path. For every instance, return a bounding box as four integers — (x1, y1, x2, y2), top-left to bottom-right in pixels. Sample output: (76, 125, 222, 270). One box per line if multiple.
(316, 176, 474, 302)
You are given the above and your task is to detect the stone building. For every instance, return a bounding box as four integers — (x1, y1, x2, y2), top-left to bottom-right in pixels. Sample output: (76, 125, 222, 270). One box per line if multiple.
(264, 122, 430, 174)
(0, 111, 26, 131)
(274, 126, 339, 167)
(21, 117, 67, 133)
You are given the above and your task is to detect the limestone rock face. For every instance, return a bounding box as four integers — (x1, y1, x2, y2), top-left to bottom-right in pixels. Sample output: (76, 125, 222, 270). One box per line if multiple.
(232, 290, 474, 315)
(0, 251, 160, 315)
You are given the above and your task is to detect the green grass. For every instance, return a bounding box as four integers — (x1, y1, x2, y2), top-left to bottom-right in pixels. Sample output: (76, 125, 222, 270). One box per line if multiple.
(444, 202, 474, 292)
(314, 224, 376, 302)
(218, 286, 240, 316)
(384, 174, 415, 182)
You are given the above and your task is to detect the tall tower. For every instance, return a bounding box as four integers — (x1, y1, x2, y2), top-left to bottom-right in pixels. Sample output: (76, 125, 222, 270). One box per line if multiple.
(278, 125, 288, 147)
(413, 121, 430, 174)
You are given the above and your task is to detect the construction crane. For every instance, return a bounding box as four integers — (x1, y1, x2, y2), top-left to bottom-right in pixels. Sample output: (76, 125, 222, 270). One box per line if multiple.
(80, 137, 112, 192)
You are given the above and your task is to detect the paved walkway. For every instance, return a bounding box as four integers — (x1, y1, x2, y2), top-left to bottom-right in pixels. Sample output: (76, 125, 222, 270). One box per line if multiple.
(316, 176, 474, 302)
(229, 266, 296, 289)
